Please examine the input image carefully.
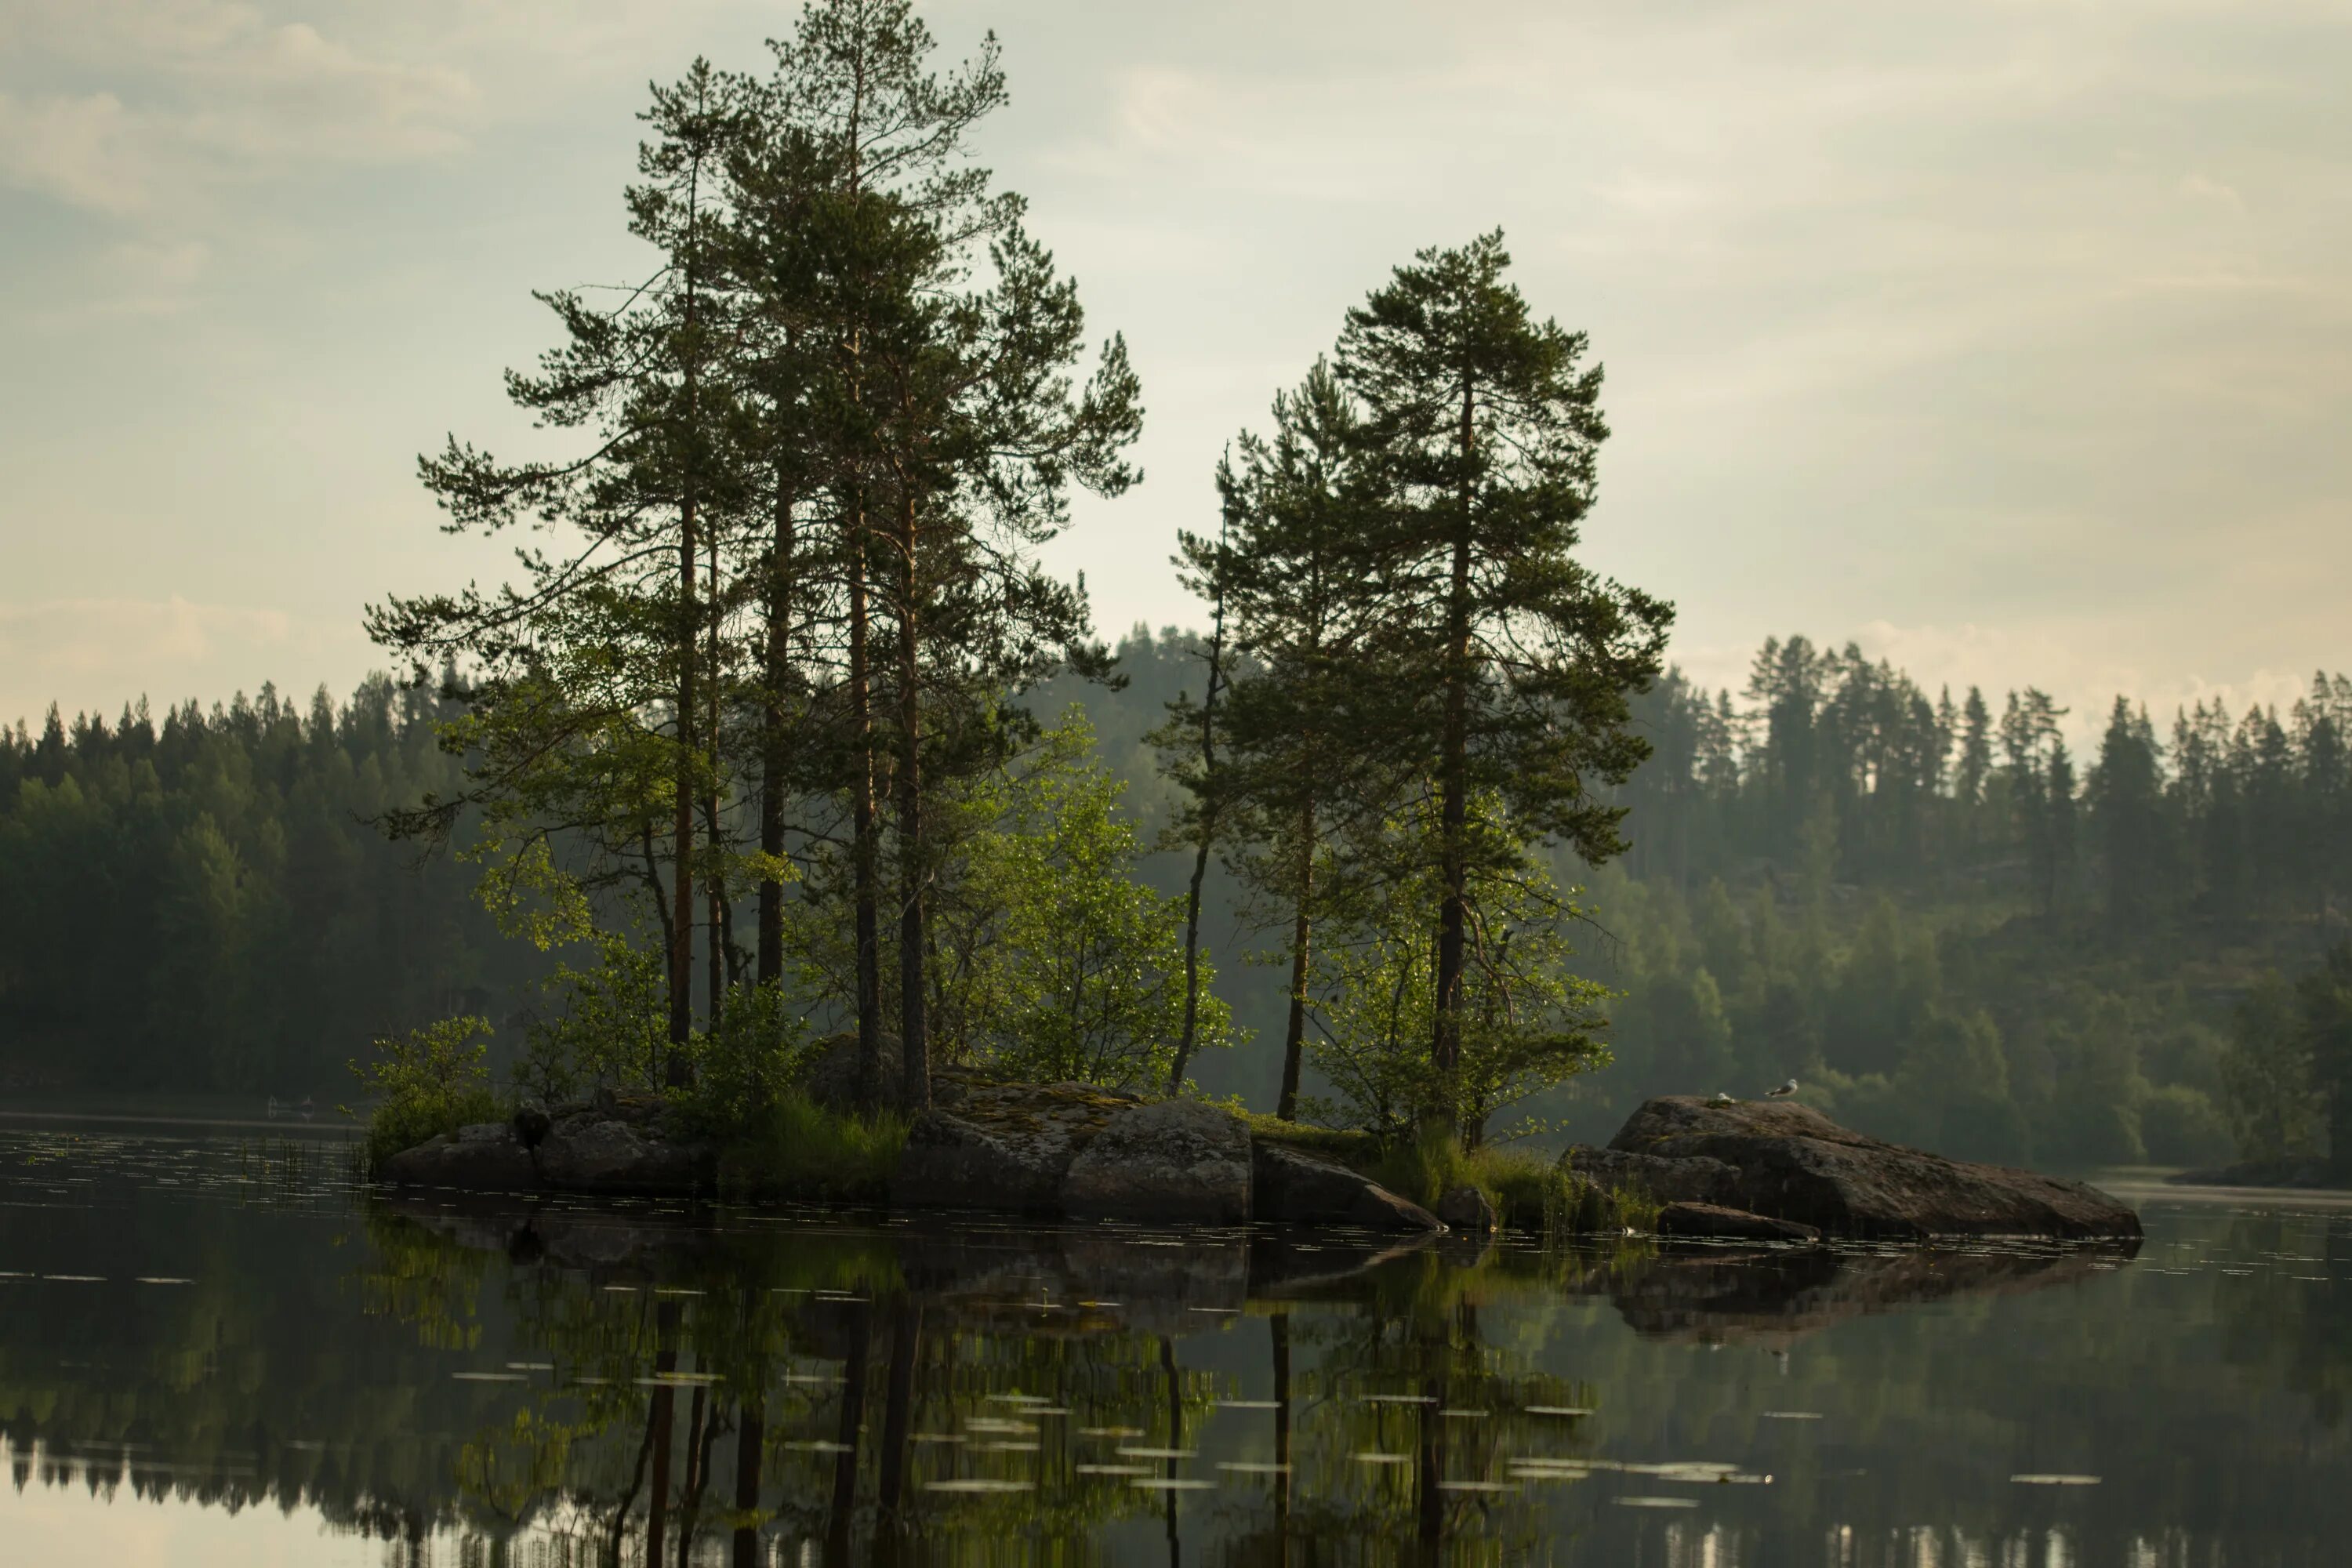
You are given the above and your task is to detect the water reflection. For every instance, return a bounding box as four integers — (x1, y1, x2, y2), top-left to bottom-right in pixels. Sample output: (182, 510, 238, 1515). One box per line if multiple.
(2, 1130, 2349, 1566)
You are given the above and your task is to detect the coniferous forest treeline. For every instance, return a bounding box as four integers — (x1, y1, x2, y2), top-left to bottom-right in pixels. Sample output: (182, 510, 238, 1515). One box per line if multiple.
(5, 2, 2349, 1177)
(5, 638, 2347, 1171)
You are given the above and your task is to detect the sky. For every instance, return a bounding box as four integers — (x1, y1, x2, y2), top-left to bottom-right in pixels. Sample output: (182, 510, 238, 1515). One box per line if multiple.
(2, 0, 2347, 748)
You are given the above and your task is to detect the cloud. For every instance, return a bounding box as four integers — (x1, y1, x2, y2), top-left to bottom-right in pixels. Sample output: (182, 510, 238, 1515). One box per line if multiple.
(0, 91, 150, 213)
(0, 2, 479, 221)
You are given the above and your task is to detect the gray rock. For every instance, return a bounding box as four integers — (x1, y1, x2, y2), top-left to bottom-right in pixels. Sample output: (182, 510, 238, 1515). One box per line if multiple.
(1610, 1096, 2141, 1241)
(379, 1123, 541, 1192)
(891, 1109, 1071, 1211)
(535, 1116, 703, 1196)
(1655, 1201, 1820, 1243)
(1250, 1142, 1443, 1232)
(1434, 1184, 1497, 1233)
(1562, 1145, 1744, 1207)
(1062, 1100, 1254, 1224)
(889, 1080, 1135, 1212)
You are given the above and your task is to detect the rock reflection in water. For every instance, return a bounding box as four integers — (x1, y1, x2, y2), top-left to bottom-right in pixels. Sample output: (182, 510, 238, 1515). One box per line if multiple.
(4, 1131, 2349, 1568)
(352, 1193, 2154, 1566)
(1573, 1236, 2143, 1343)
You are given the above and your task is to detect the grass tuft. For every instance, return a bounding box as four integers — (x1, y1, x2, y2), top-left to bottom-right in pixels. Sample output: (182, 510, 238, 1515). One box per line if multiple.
(715, 1091, 909, 1203)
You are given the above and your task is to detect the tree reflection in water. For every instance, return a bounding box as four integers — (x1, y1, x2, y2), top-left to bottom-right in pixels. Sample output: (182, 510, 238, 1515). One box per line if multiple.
(5, 1134, 2350, 1568)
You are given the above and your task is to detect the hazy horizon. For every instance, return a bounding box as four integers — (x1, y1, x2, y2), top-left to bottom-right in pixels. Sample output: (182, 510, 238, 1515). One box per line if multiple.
(5, 0, 2347, 744)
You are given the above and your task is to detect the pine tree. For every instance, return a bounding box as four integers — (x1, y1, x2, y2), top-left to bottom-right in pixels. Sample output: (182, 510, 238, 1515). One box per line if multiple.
(1334, 231, 1670, 1130)
(1176, 361, 1394, 1118)
(368, 60, 752, 1084)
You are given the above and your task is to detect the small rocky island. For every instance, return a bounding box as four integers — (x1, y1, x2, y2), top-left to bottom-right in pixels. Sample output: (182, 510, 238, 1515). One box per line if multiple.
(382, 1082, 2140, 1243)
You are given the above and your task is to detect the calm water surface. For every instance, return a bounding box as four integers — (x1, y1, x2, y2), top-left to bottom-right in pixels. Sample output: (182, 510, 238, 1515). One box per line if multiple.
(2, 1125, 2348, 1566)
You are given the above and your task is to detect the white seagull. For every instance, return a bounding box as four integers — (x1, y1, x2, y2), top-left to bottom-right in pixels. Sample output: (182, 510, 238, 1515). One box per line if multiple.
(1766, 1078, 1798, 1098)
(1710, 1091, 1736, 1105)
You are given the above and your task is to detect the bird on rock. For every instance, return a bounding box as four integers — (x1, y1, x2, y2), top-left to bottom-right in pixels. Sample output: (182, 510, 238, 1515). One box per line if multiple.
(1710, 1091, 1736, 1105)
(1766, 1078, 1798, 1098)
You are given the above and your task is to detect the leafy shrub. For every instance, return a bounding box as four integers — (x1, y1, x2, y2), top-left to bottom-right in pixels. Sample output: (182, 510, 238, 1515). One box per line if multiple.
(352, 1015, 503, 1167)
(1302, 813, 1611, 1144)
(513, 935, 670, 1103)
(955, 716, 1233, 1091)
(675, 981, 813, 1138)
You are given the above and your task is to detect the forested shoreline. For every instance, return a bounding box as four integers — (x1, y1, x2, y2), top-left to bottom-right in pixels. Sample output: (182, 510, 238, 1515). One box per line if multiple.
(3, 0, 2347, 1180)
(5, 637, 2347, 1171)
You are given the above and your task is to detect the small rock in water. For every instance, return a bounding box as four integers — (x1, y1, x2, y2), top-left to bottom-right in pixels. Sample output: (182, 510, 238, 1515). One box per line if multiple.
(1435, 1185, 1498, 1233)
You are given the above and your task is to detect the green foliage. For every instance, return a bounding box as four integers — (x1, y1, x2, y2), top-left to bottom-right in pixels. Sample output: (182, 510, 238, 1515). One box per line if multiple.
(952, 714, 1234, 1091)
(1237, 1111, 1383, 1170)
(0, 682, 543, 1094)
(352, 1015, 503, 1167)
(1303, 817, 1610, 1143)
(514, 935, 673, 1104)
(713, 1091, 908, 1202)
(2300, 944, 2352, 1168)
(674, 981, 814, 1137)
(2140, 1084, 2233, 1167)
(2220, 972, 2319, 1161)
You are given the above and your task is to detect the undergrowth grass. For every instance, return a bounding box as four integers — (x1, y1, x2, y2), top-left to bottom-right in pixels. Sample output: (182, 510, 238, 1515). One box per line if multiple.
(1362, 1127, 1664, 1237)
(716, 1091, 909, 1203)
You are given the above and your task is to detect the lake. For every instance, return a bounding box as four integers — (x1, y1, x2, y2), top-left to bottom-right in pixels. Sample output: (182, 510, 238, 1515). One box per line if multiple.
(2, 1122, 2347, 1566)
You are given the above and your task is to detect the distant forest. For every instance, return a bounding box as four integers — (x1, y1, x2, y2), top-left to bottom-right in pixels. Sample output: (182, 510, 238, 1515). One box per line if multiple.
(5, 635, 2346, 1169)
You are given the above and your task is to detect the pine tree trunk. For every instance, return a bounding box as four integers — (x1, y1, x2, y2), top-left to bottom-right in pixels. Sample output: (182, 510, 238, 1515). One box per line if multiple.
(1168, 569, 1226, 1094)
(848, 510, 883, 1109)
(1430, 374, 1476, 1126)
(669, 492, 698, 1082)
(706, 528, 724, 1027)
(895, 490, 929, 1110)
(1276, 804, 1314, 1121)
(666, 153, 703, 1087)
(757, 485, 795, 986)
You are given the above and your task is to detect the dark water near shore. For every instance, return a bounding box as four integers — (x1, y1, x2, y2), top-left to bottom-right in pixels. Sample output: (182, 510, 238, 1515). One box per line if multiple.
(2, 1126, 2349, 1566)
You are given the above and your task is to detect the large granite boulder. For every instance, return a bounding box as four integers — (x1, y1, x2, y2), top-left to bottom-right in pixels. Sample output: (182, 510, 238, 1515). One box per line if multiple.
(1606, 1096, 2141, 1240)
(1250, 1142, 1443, 1232)
(379, 1122, 542, 1191)
(1062, 1099, 1254, 1223)
(535, 1114, 705, 1195)
(890, 1081, 1137, 1213)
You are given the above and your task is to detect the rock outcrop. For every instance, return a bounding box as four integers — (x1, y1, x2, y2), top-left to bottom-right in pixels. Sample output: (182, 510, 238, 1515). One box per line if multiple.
(1565, 1145, 1743, 1207)
(1596, 1096, 2140, 1241)
(1062, 1099, 1254, 1223)
(1435, 1184, 1497, 1233)
(889, 1080, 1137, 1213)
(1655, 1200, 1820, 1243)
(535, 1113, 703, 1195)
(378, 1082, 2133, 1243)
(379, 1122, 543, 1192)
(1251, 1142, 1443, 1232)
(377, 1090, 710, 1198)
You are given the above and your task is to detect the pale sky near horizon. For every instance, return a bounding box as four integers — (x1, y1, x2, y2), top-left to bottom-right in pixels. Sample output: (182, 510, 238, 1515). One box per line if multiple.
(2, 1, 2347, 749)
